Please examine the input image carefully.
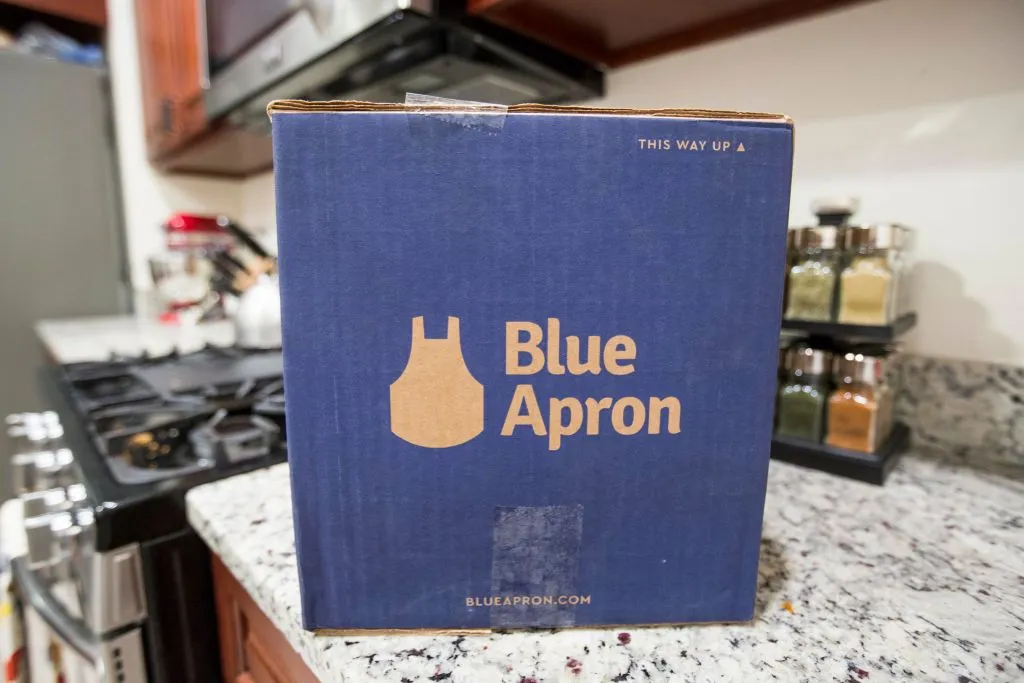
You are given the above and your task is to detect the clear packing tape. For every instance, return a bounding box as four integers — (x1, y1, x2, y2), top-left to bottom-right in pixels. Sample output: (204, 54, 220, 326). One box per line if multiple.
(404, 93, 509, 133)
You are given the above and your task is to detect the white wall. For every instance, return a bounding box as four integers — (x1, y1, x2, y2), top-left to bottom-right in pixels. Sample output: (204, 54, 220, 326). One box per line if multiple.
(108, 0, 243, 290)
(598, 0, 1024, 366)
(233, 0, 1024, 366)
(238, 171, 278, 254)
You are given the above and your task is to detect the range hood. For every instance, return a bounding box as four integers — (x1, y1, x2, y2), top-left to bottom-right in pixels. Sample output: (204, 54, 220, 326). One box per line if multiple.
(205, 0, 605, 135)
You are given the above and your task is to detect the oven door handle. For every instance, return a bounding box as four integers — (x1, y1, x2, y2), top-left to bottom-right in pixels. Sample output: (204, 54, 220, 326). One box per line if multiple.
(11, 557, 100, 664)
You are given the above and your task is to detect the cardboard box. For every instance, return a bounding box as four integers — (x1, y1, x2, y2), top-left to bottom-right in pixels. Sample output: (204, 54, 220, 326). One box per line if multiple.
(269, 100, 794, 631)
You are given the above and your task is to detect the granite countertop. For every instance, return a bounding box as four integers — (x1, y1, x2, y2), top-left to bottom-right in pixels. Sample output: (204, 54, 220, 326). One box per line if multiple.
(35, 315, 236, 363)
(187, 454, 1024, 683)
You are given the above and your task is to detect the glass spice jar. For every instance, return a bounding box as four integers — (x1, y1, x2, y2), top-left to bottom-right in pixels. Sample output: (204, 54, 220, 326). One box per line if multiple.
(826, 352, 894, 453)
(784, 227, 839, 322)
(837, 224, 908, 325)
(776, 347, 831, 442)
(782, 228, 797, 312)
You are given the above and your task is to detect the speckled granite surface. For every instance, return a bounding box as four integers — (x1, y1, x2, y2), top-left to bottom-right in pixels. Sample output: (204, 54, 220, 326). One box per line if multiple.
(187, 454, 1024, 683)
(897, 355, 1024, 466)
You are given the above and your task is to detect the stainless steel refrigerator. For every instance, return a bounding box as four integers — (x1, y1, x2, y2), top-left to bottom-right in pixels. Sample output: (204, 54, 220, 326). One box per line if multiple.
(0, 51, 128, 502)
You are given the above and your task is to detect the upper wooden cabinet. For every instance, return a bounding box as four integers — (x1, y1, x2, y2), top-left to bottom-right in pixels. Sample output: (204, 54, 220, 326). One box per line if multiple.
(135, 0, 202, 159)
(133, 0, 272, 177)
(469, 0, 868, 66)
(131, 0, 860, 174)
(3, 0, 105, 26)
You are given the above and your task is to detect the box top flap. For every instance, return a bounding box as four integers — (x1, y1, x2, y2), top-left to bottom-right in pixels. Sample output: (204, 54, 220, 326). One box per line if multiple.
(267, 99, 791, 125)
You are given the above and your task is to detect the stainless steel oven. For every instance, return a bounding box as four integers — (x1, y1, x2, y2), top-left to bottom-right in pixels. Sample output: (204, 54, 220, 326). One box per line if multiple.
(201, 0, 424, 118)
(12, 547, 147, 683)
(9, 351, 288, 683)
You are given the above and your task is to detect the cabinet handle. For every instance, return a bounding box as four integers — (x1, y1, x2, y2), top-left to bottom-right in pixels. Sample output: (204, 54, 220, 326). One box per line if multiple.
(196, 0, 210, 89)
(160, 98, 174, 133)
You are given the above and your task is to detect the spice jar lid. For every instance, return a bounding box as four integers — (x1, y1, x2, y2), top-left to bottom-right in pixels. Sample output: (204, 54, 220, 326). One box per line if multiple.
(843, 224, 908, 251)
(785, 347, 831, 376)
(792, 226, 839, 250)
(811, 197, 859, 226)
(833, 351, 887, 384)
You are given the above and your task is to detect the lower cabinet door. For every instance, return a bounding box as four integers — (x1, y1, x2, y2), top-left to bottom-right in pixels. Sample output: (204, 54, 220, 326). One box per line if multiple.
(212, 556, 319, 683)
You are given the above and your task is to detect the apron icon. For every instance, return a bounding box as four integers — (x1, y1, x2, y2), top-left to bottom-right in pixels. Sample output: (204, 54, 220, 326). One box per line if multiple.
(390, 316, 484, 448)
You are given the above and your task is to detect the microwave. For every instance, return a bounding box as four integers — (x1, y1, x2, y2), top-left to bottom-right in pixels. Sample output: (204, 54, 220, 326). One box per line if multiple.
(199, 0, 605, 130)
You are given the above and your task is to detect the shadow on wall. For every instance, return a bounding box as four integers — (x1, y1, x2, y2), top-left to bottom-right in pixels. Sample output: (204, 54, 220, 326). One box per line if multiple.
(905, 261, 1018, 363)
(895, 263, 1023, 466)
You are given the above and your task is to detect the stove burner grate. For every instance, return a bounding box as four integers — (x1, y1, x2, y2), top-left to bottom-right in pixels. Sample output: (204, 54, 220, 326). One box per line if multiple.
(189, 410, 281, 463)
(62, 346, 287, 482)
(92, 404, 214, 470)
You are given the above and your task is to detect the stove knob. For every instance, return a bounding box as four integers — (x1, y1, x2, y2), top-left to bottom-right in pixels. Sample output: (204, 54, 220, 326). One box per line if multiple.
(52, 513, 81, 544)
(21, 488, 68, 518)
(44, 421, 65, 445)
(24, 514, 57, 567)
(6, 412, 42, 430)
(34, 448, 73, 489)
(51, 512, 81, 543)
(51, 513, 82, 581)
(6, 421, 30, 454)
(24, 423, 49, 447)
(75, 507, 95, 529)
(11, 451, 37, 494)
(67, 483, 88, 504)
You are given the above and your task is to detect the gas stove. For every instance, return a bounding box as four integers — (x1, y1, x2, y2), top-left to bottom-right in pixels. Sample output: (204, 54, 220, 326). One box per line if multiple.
(7, 346, 288, 683)
(62, 346, 286, 485)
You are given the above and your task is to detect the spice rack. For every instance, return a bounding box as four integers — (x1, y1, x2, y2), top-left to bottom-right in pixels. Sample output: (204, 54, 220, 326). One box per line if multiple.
(781, 312, 917, 343)
(771, 313, 917, 485)
(772, 422, 910, 485)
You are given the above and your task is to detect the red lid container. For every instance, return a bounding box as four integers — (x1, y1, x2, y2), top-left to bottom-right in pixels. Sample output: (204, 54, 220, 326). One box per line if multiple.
(163, 213, 234, 250)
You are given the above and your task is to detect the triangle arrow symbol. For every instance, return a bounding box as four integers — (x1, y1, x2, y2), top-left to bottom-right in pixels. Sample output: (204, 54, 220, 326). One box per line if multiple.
(736, 142, 746, 152)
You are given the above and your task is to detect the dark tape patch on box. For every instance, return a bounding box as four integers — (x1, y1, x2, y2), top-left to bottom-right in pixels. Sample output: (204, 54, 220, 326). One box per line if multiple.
(490, 505, 584, 628)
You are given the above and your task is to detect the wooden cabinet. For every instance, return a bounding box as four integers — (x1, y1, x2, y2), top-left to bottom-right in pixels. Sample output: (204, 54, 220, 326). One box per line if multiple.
(135, 0, 202, 159)
(212, 556, 319, 683)
(133, 0, 272, 177)
(2, 0, 105, 26)
(469, 0, 868, 67)
(129, 0, 859, 174)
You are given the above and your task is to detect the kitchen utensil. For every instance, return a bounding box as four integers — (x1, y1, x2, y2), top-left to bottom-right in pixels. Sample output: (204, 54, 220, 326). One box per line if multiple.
(148, 252, 211, 311)
(216, 216, 272, 260)
(234, 274, 282, 349)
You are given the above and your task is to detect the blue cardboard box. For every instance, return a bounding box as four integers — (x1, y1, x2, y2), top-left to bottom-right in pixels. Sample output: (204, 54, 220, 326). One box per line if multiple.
(269, 101, 793, 631)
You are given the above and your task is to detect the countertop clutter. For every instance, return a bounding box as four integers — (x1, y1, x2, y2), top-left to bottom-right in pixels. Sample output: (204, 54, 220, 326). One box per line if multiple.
(35, 314, 235, 363)
(187, 453, 1024, 683)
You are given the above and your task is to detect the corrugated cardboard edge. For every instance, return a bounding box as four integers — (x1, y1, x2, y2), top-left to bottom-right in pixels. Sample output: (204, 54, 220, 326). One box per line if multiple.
(314, 619, 750, 637)
(267, 99, 793, 125)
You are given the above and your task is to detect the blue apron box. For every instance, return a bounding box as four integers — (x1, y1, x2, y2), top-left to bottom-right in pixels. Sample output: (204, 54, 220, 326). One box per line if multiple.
(269, 101, 794, 632)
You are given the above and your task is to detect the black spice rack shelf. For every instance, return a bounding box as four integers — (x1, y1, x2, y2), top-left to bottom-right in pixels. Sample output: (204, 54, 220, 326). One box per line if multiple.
(771, 422, 911, 485)
(773, 311, 917, 484)
(781, 311, 917, 343)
